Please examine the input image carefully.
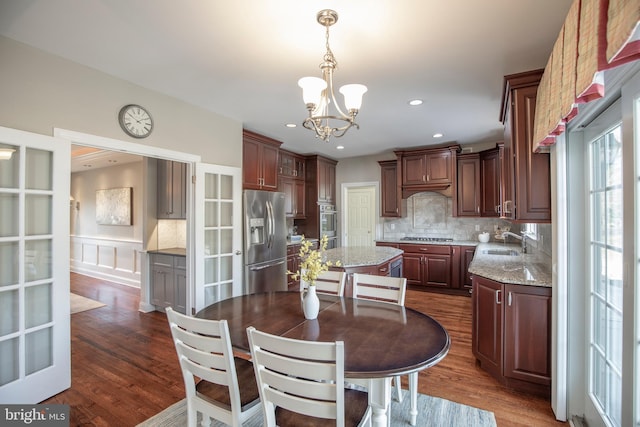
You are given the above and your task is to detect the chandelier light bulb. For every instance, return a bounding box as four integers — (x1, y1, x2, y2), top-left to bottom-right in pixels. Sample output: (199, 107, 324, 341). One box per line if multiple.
(339, 84, 368, 111)
(298, 76, 327, 107)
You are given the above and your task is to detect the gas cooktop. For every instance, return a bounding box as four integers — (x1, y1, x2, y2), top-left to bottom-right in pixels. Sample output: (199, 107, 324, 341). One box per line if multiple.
(400, 237, 453, 242)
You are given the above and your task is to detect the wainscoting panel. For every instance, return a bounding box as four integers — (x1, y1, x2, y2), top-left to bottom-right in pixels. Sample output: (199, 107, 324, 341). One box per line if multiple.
(70, 236, 143, 288)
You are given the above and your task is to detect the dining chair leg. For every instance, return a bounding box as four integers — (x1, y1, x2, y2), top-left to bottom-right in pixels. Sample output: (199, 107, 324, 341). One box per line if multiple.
(393, 375, 403, 402)
(409, 372, 418, 426)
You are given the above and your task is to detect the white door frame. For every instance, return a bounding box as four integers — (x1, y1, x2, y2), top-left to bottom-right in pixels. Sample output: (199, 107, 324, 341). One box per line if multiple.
(340, 181, 380, 246)
(53, 129, 200, 313)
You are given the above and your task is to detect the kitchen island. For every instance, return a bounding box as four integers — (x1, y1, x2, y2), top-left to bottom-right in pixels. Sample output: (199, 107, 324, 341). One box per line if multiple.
(324, 246, 404, 297)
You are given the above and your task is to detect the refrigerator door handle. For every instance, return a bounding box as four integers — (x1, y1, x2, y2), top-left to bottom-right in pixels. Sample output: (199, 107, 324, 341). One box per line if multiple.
(266, 200, 274, 249)
(248, 260, 285, 271)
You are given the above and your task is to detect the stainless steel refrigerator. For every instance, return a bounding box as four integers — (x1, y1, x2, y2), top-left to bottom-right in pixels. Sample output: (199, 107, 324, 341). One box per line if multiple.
(243, 190, 287, 294)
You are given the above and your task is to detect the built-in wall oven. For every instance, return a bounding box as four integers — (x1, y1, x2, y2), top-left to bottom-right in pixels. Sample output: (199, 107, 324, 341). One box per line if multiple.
(319, 204, 338, 249)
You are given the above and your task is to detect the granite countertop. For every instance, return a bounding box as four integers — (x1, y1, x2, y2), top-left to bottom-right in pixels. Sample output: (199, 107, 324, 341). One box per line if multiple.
(322, 246, 404, 268)
(468, 243, 552, 287)
(148, 247, 187, 256)
(376, 239, 480, 247)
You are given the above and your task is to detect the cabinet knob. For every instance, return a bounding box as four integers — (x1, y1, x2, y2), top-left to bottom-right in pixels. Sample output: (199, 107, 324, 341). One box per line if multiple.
(235, 250, 242, 255)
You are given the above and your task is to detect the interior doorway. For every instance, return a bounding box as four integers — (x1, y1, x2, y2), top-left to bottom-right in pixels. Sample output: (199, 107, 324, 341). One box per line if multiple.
(341, 182, 378, 247)
(57, 128, 200, 312)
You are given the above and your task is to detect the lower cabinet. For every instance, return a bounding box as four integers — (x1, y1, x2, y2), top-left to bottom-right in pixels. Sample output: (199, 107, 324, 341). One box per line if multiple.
(472, 275, 551, 396)
(287, 244, 301, 289)
(376, 242, 474, 295)
(150, 253, 187, 314)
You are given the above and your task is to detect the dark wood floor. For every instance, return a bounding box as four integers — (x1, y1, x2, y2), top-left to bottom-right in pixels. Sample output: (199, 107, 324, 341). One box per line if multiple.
(45, 273, 566, 426)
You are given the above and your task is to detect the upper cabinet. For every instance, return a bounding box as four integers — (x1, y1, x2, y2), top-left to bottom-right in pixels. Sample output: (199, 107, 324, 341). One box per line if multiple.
(157, 159, 187, 219)
(242, 130, 281, 191)
(456, 153, 481, 217)
(500, 70, 551, 222)
(480, 147, 501, 217)
(306, 155, 337, 204)
(378, 160, 401, 217)
(279, 149, 305, 179)
(394, 144, 460, 199)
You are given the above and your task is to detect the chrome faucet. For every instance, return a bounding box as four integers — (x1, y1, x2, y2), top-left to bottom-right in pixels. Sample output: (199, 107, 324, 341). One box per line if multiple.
(501, 231, 528, 253)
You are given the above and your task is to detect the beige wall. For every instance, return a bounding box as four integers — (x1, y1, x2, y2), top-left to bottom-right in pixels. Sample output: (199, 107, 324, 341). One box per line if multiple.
(70, 161, 144, 241)
(0, 36, 242, 167)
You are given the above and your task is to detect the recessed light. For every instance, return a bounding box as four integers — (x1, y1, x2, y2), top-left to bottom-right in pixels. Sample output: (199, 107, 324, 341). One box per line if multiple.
(409, 99, 423, 106)
(336, 145, 344, 150)
(433, 133, 443, 138)
(285, 123, 297, 128)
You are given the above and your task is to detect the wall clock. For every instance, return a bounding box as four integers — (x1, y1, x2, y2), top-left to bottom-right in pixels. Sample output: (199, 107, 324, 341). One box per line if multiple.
(118, 104, 153, 138)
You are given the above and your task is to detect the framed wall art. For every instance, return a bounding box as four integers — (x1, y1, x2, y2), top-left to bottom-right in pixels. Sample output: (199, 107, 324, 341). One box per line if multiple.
(96, 187, 132, 225)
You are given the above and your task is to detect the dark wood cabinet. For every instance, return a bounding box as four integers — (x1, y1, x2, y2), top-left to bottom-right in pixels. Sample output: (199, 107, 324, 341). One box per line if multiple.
(399, 244, 451, 290)
(394, 144, 460, 198)
(378, 160, 401, 217)
(286, 244, 301, 289)
(480, 148, 501, 217)
(279, 149, 305, 179)
(456, 153, 480, 217)
(279, 178, 306, 219)
(242, 130, 281, 191)
(317, 158, 336, 204)
(500, 70, 551, 222)
(472, 274, 551, 396)
(452, 245, 476, 292)
(157, 159, 187, 219)
(295, 155, 338, 241)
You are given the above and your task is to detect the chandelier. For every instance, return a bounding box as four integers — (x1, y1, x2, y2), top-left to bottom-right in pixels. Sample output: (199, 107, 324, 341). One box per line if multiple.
(298, 9, 367, 142)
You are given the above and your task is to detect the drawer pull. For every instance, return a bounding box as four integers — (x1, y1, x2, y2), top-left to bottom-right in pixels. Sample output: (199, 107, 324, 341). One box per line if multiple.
(496, 290, 501, 305)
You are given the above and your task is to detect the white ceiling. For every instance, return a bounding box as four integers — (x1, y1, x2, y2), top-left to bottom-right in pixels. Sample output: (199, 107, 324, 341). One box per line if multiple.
(0, 0, 573, 160)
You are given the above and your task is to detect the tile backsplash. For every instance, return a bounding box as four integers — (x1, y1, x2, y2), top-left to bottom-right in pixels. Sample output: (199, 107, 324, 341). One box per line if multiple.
(381, 192, 551, 256)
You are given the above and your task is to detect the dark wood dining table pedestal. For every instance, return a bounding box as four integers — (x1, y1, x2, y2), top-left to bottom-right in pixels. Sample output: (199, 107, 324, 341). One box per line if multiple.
(197, 292, 450, 427)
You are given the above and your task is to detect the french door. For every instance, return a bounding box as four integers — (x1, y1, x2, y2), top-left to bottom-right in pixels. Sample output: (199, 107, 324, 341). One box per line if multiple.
(0, 126, 71, 403)
(193, 163, 243, 313)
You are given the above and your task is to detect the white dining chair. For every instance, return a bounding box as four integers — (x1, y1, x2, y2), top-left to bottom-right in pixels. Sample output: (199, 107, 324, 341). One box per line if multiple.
(351, 273, 419, 426)
(300, 269, 347, 297)
(246, 326, 371, 427)
(166, 308, 261, 427)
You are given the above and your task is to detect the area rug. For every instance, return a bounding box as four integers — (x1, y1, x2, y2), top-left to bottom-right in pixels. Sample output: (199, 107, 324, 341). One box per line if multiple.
(137, 391, 496, 427)
(70, 293, 106, 314)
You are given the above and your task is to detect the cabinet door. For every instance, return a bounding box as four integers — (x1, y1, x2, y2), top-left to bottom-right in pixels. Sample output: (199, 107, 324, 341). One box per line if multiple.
(402, 253, 423, 286)
(317, 159, 336, 203)
(261, 142, 280, 190)
(456, 154, 480, 216)
(480, 149, 501, 217)
(151, 265, 173, 308)
(472, 276, 503, 379)
(379, 160, 400, 217)
(242, 137, 262, 190)
(294, 180, 306, 218)
(425, 151, 451, 184)
(512, 85, 551, 221)
(174, 268, 187, 314)
(423, 254, 451, 288)
(402, 154, 426, 185)
(280, 178, 295, 217)
(157, 160, 186, 219)
(504, 285, 551, 385)
(461, 246, 476, 290)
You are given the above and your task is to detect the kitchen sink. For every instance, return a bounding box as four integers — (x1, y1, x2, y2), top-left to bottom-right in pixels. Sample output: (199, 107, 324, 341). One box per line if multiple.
(482, 249, 520, 256)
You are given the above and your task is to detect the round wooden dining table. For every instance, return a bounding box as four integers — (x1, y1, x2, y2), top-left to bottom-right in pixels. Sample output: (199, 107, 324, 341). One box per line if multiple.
(196, 291, 450, 427)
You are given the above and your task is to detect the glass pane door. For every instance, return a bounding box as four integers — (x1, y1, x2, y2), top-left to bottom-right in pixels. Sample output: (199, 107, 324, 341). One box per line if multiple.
(193, 163, 242, 312)
(589, 123, 623, 427)
(0, 126, 70, 403)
